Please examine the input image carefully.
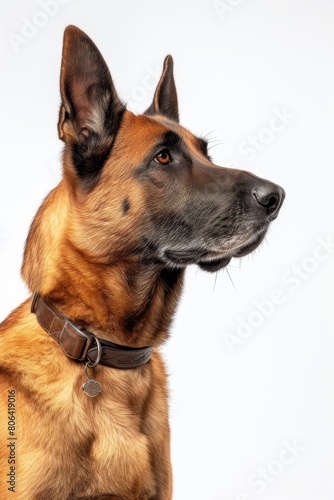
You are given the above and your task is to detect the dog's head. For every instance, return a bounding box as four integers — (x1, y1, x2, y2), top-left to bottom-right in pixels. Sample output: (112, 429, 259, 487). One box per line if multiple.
(56, 25, 284, 273)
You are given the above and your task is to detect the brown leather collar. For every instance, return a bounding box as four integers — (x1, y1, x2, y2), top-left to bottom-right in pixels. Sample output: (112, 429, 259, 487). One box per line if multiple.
(31, 293, 154, 369)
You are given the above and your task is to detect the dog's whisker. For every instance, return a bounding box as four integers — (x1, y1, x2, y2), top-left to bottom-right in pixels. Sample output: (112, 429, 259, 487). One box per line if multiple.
(208, 142, 227, 150)
(212, 271, 218, 295)
(226, 266, 239, 293)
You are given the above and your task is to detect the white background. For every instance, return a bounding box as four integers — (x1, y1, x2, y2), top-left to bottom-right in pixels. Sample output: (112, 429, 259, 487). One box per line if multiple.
(1, 1, 334, 499)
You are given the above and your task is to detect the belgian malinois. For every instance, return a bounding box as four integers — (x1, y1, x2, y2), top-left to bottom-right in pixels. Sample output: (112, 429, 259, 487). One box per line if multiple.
(0, 25, 285, 499)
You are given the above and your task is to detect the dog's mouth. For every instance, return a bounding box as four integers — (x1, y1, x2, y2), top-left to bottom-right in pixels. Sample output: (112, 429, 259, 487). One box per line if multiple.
(163, 225, 268, 272)
(233, 228, 267, 258)
(164, 249, 232, 272)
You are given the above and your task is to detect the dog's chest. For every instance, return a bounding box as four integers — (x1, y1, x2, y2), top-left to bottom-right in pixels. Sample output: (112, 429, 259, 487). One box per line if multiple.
(71, 367, 155, 497)
(19, 363, 156, 498)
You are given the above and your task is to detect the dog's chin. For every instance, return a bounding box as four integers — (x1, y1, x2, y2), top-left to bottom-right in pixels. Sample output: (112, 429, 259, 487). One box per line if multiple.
(198, 257, 231, 272)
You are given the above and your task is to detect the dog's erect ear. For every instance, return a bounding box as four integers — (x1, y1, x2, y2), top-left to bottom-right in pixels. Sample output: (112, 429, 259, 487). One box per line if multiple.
(145, 55, 179, 122)
(58, 25, 125, 184)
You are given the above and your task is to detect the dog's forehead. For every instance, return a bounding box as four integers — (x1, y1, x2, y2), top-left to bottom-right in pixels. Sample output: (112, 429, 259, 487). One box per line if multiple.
(112, 111, 208, 167)
(148, 115, 201, 149)
(118, 112, 168, 147)
(149, 115, 211, 164)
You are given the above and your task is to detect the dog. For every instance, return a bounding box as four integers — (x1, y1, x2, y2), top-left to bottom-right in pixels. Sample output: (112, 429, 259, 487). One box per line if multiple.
(0, 25, 284, 499)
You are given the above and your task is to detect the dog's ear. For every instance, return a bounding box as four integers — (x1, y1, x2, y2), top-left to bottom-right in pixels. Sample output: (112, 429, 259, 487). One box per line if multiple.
(145, 55, 179, 122)
(58, 25, 125, 185)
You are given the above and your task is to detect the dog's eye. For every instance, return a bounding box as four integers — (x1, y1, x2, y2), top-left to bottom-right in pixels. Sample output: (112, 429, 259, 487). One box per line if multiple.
(154, 149, 172, 165)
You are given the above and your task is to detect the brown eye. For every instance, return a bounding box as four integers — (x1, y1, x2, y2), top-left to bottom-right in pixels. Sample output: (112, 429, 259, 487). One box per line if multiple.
(154, 149, 172, 165)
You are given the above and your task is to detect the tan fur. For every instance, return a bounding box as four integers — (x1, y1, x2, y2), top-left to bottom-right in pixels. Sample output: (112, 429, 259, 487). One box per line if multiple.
(0, 59, 183, 500)
(0, 25, 284, 500)
(0, 301, 172, 499)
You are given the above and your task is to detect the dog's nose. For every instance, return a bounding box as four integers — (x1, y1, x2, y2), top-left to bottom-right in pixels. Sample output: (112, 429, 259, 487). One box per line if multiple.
(251, 183, 285, 219)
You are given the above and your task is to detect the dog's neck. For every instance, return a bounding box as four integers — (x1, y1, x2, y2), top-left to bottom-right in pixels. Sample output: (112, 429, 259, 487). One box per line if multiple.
(44, 252, 183, 347)
(22, 182, 184, 347)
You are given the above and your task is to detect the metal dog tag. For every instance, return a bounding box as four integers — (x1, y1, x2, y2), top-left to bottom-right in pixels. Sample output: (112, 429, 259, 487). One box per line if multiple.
(82, 366, 101, 397)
